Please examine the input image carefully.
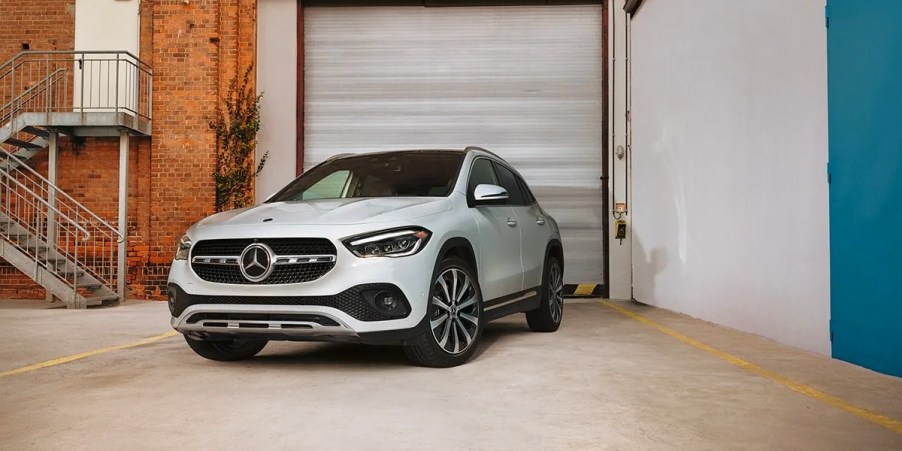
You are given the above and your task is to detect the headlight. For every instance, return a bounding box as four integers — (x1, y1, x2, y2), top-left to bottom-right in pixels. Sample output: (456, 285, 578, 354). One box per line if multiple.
(175, 235, 192, 260)
(343, 227, 431, 258)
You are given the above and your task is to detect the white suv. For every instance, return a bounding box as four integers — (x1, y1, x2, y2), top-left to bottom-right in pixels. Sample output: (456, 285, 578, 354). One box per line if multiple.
(168, 147, 564, 367)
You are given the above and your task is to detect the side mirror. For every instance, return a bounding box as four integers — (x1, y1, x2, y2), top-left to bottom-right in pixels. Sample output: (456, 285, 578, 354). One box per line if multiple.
(472, 184, 509, 206)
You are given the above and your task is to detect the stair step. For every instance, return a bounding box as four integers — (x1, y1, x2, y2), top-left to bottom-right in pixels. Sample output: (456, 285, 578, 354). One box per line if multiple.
(14, 148, 39, 157)
(3, 138, 42, 150)
(85, 294, 119, 301)
(7, 233, 34, 239)
(21, 126, 49, 139)
(19, 243, 47, 259)
(77, 281, 102, 289)
(56, 269, 86, 278)
(83, 294, 120, 306)
(1, 152, 27, 161)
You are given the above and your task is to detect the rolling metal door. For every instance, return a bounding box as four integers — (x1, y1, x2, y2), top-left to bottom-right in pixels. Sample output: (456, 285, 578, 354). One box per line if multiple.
(304, 5, 604, 284)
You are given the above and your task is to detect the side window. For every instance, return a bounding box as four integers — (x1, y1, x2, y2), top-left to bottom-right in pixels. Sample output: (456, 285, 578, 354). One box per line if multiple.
(468, 158, 499, 194)
(517, 176, 536, 205)
(493, 163, 526, 206)
(302, 170, 350, 200)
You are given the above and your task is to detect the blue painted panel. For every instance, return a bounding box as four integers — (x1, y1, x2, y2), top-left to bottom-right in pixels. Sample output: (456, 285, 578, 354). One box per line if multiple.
(828, 0, 902, 377)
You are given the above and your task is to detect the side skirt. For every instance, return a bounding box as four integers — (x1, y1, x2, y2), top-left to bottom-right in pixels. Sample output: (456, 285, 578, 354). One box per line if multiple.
(483, 287, 542, 322)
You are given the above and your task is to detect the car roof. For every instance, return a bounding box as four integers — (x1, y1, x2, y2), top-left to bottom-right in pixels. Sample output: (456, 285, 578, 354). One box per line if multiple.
(327, 147, 505, 161)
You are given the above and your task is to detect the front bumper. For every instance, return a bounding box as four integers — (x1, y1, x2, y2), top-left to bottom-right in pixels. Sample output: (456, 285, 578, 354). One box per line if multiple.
(169, 302, 429, 345)
(167, 234, 437, 344)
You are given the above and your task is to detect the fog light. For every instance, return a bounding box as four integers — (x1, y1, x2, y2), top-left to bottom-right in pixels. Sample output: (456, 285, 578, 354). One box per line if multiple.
(168, 291, 177, 315)
(359, 287, 410, 319)
(375, 292, 397, 311)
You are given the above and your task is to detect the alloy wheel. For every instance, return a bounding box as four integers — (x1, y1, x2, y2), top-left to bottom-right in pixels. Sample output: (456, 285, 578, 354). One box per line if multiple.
(548, 263, 564, 323)
(430, 268, 480, 355)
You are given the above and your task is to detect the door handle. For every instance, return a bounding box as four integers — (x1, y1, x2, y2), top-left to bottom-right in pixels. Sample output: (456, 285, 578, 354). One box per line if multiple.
(507, 218, 518, 227)
(536, 217, 546, 226)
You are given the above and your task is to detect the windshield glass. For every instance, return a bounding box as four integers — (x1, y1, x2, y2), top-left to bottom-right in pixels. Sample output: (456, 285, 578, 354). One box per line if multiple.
(267, 151, 464, 202)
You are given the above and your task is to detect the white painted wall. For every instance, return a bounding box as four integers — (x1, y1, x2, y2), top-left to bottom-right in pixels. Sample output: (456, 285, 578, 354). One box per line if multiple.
(74, 0, 139, 54)
(629, 0, 831, 354)
(256, 0, 298, 202)
(74, 0, 140, 112)
(608, 0, 632, 300)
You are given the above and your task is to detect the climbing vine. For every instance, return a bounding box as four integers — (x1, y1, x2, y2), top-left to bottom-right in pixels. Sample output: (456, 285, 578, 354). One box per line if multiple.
(209, 66, 268, 212)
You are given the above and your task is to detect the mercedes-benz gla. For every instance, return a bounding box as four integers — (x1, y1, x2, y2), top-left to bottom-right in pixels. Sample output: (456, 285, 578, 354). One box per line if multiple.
(168, 147, 565, 367)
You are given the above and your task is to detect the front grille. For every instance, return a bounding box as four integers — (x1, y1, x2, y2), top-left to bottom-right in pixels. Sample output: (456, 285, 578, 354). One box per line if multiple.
(192, 238, 336, 257)
(192, 263, 335, 285)
(191, 238, 336, 284)
(169, 283, 408, 322)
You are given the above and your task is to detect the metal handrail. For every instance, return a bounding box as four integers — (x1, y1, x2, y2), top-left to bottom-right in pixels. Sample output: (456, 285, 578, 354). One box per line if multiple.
(0, 57, 26, 79)
(0, 50, 147, 303)
(0, 68, 66, 125)
(0, 170, 90, 240)
(0, 165, 115, 304)
(0, 154, 121, 296)
(0, 148, 123, 241)
(0, 50, 152, 73)
(0, 68, 65, 110)
(0, 50, 153, 127)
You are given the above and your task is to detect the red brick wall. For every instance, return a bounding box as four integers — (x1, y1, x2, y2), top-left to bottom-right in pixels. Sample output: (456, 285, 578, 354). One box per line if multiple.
(143, 0, 258, 299)
(0, 0, 74, 62)
(0, 0, 258, 300)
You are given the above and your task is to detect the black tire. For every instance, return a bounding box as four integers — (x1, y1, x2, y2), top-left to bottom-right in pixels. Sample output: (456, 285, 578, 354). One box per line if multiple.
(526, 256, 564, 332)
(184, 335, 268, 361)
(404, 256, 484, 368)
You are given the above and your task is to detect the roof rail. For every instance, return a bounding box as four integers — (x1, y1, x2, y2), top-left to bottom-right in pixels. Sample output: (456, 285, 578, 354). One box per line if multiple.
(464, 146, 503, 159)
(326, 152, 356, 160)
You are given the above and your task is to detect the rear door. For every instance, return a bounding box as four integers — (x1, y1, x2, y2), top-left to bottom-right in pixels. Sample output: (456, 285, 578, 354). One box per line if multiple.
(494, 162, 547, 290)
(468, 158, 523, 300)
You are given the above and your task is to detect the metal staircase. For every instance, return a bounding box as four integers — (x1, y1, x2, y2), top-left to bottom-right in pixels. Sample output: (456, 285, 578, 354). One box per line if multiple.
(0, 51, 152, 308)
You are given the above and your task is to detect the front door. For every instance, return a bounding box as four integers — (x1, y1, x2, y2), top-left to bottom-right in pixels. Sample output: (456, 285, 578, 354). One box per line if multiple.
(493, 162, 547, 290)
(468, 158, 524, 300)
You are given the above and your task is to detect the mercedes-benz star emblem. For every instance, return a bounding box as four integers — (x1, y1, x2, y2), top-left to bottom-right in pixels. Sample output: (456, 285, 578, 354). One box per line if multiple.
(239, 243, 274, 282)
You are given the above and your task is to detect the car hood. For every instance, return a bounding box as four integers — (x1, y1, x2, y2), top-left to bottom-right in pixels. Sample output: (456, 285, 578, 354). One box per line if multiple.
(194, 197, 453, 228)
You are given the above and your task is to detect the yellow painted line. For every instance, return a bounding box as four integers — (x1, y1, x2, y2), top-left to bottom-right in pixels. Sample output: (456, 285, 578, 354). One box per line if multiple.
(598, 300, 902, 434)
(0, 330, 178, 378)
(573, 283, 597, 296)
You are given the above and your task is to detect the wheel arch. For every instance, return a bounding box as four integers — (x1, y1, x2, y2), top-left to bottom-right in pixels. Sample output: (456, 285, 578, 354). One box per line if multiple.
(545, 239, 564, 273)
(438, 237, 478, 276)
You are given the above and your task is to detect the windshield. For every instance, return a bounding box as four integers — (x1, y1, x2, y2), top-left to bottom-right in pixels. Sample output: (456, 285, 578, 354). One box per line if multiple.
(267, 151, 465, 202)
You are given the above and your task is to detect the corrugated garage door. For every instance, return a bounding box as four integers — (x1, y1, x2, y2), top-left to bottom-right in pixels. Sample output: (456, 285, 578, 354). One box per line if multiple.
(304, 5, 604, 284)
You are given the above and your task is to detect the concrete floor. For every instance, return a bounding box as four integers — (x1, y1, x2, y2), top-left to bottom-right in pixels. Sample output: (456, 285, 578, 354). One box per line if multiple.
(0, 300, 900, 450)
